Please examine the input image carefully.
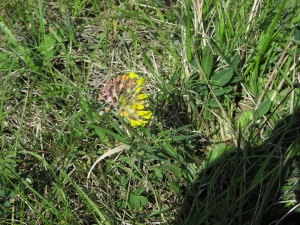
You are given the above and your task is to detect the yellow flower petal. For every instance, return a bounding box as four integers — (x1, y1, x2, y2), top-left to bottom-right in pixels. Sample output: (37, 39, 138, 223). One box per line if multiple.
(129, 72, 138, 79)
(137, 111, 152, 119)
(137, 78, 145, 86)
(130, 119, 147, 127)
(137, 94, 148, 100)
(135, 87, 143, 94)
(131, 103, 144, 109)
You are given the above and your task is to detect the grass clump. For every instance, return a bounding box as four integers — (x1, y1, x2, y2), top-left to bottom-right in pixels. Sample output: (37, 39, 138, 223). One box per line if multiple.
(1, 0, 300, 224)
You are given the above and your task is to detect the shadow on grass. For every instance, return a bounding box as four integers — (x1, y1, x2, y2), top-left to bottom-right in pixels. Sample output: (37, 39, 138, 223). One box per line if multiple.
(177, 111, 300, 225)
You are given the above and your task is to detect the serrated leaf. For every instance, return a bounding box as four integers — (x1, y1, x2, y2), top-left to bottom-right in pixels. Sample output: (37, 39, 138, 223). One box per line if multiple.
(211, 68, 233, 86)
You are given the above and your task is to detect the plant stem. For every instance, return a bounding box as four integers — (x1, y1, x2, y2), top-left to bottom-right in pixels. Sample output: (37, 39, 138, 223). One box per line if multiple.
(119, 116, 148, 143)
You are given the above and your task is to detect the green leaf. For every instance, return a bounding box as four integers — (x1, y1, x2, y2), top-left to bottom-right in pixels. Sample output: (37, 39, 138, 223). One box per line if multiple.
(238, 110, 254, 127)
(211, 68, 233, 86)
(162, 142, 181, 159)
(231, 54, 240, 70)
(266, 90, 276, 101)
(0, 52, 9, 61)
(231, 75, 242, 83)
(94, 127, 108, 142)
(49, 26, 64, 43)
(41, 34, 56, 58)
(133, 187, 146, 195)
(148, 167, 163, 181)
(214, 88, 226, 96)
(170, 181, 180, 195)
(3, 200, 10, 208)
(256, 99, 271, 118)
(7, 191, 15, 199)
(129, 193, 148, 210)
(87, 124, 129, 144)
(117, 200, 126, 209)
(161, 164, 182, 177)
(0, 21, 34, 67)
(201, 46, 213, 77)
(0, 189, 5, 198)
(208, 99, 219, 108)
(295, 25, 300, 41)
(199, 143, 234, 170)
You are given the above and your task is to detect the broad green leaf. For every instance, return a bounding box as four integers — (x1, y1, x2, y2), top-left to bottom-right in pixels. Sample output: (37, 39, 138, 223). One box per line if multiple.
(3, 200, 10, 208)
(266, 90, 276, 101)
(214, 88, 226, 96)
(129, 193, 148, 210)
(231, 75, 242, 83)
(231, 54, 240, 70)
(209, 99, 219, 108)
(133, 187, 146, 195)
(148, 167, 163, 181)
(41, 33, 56, 59)
(0, 52, 9, 61)
(238, 110, 254, 127)
(199, 143, 235, 170)
(161, 164, 182, 177)
(202, 46, 213, 77)
(0, 189, 5, 198)
(256, 99, 271, 118)
(117, 200, 126, 209)
(190, 58, 198, 69)
(7, 191, 15, 199)
(211, 68, 233, 86)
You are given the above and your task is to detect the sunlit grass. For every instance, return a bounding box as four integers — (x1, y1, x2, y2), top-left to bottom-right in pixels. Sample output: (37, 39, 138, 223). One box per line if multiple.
(1, 0, 300, 224)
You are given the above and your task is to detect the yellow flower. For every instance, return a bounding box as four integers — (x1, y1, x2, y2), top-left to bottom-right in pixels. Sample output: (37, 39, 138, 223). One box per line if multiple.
(98, 72, 152, 126)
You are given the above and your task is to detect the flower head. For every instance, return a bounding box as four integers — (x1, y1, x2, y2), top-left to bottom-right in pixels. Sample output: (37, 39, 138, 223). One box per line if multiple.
(98, 72, 152, 126)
